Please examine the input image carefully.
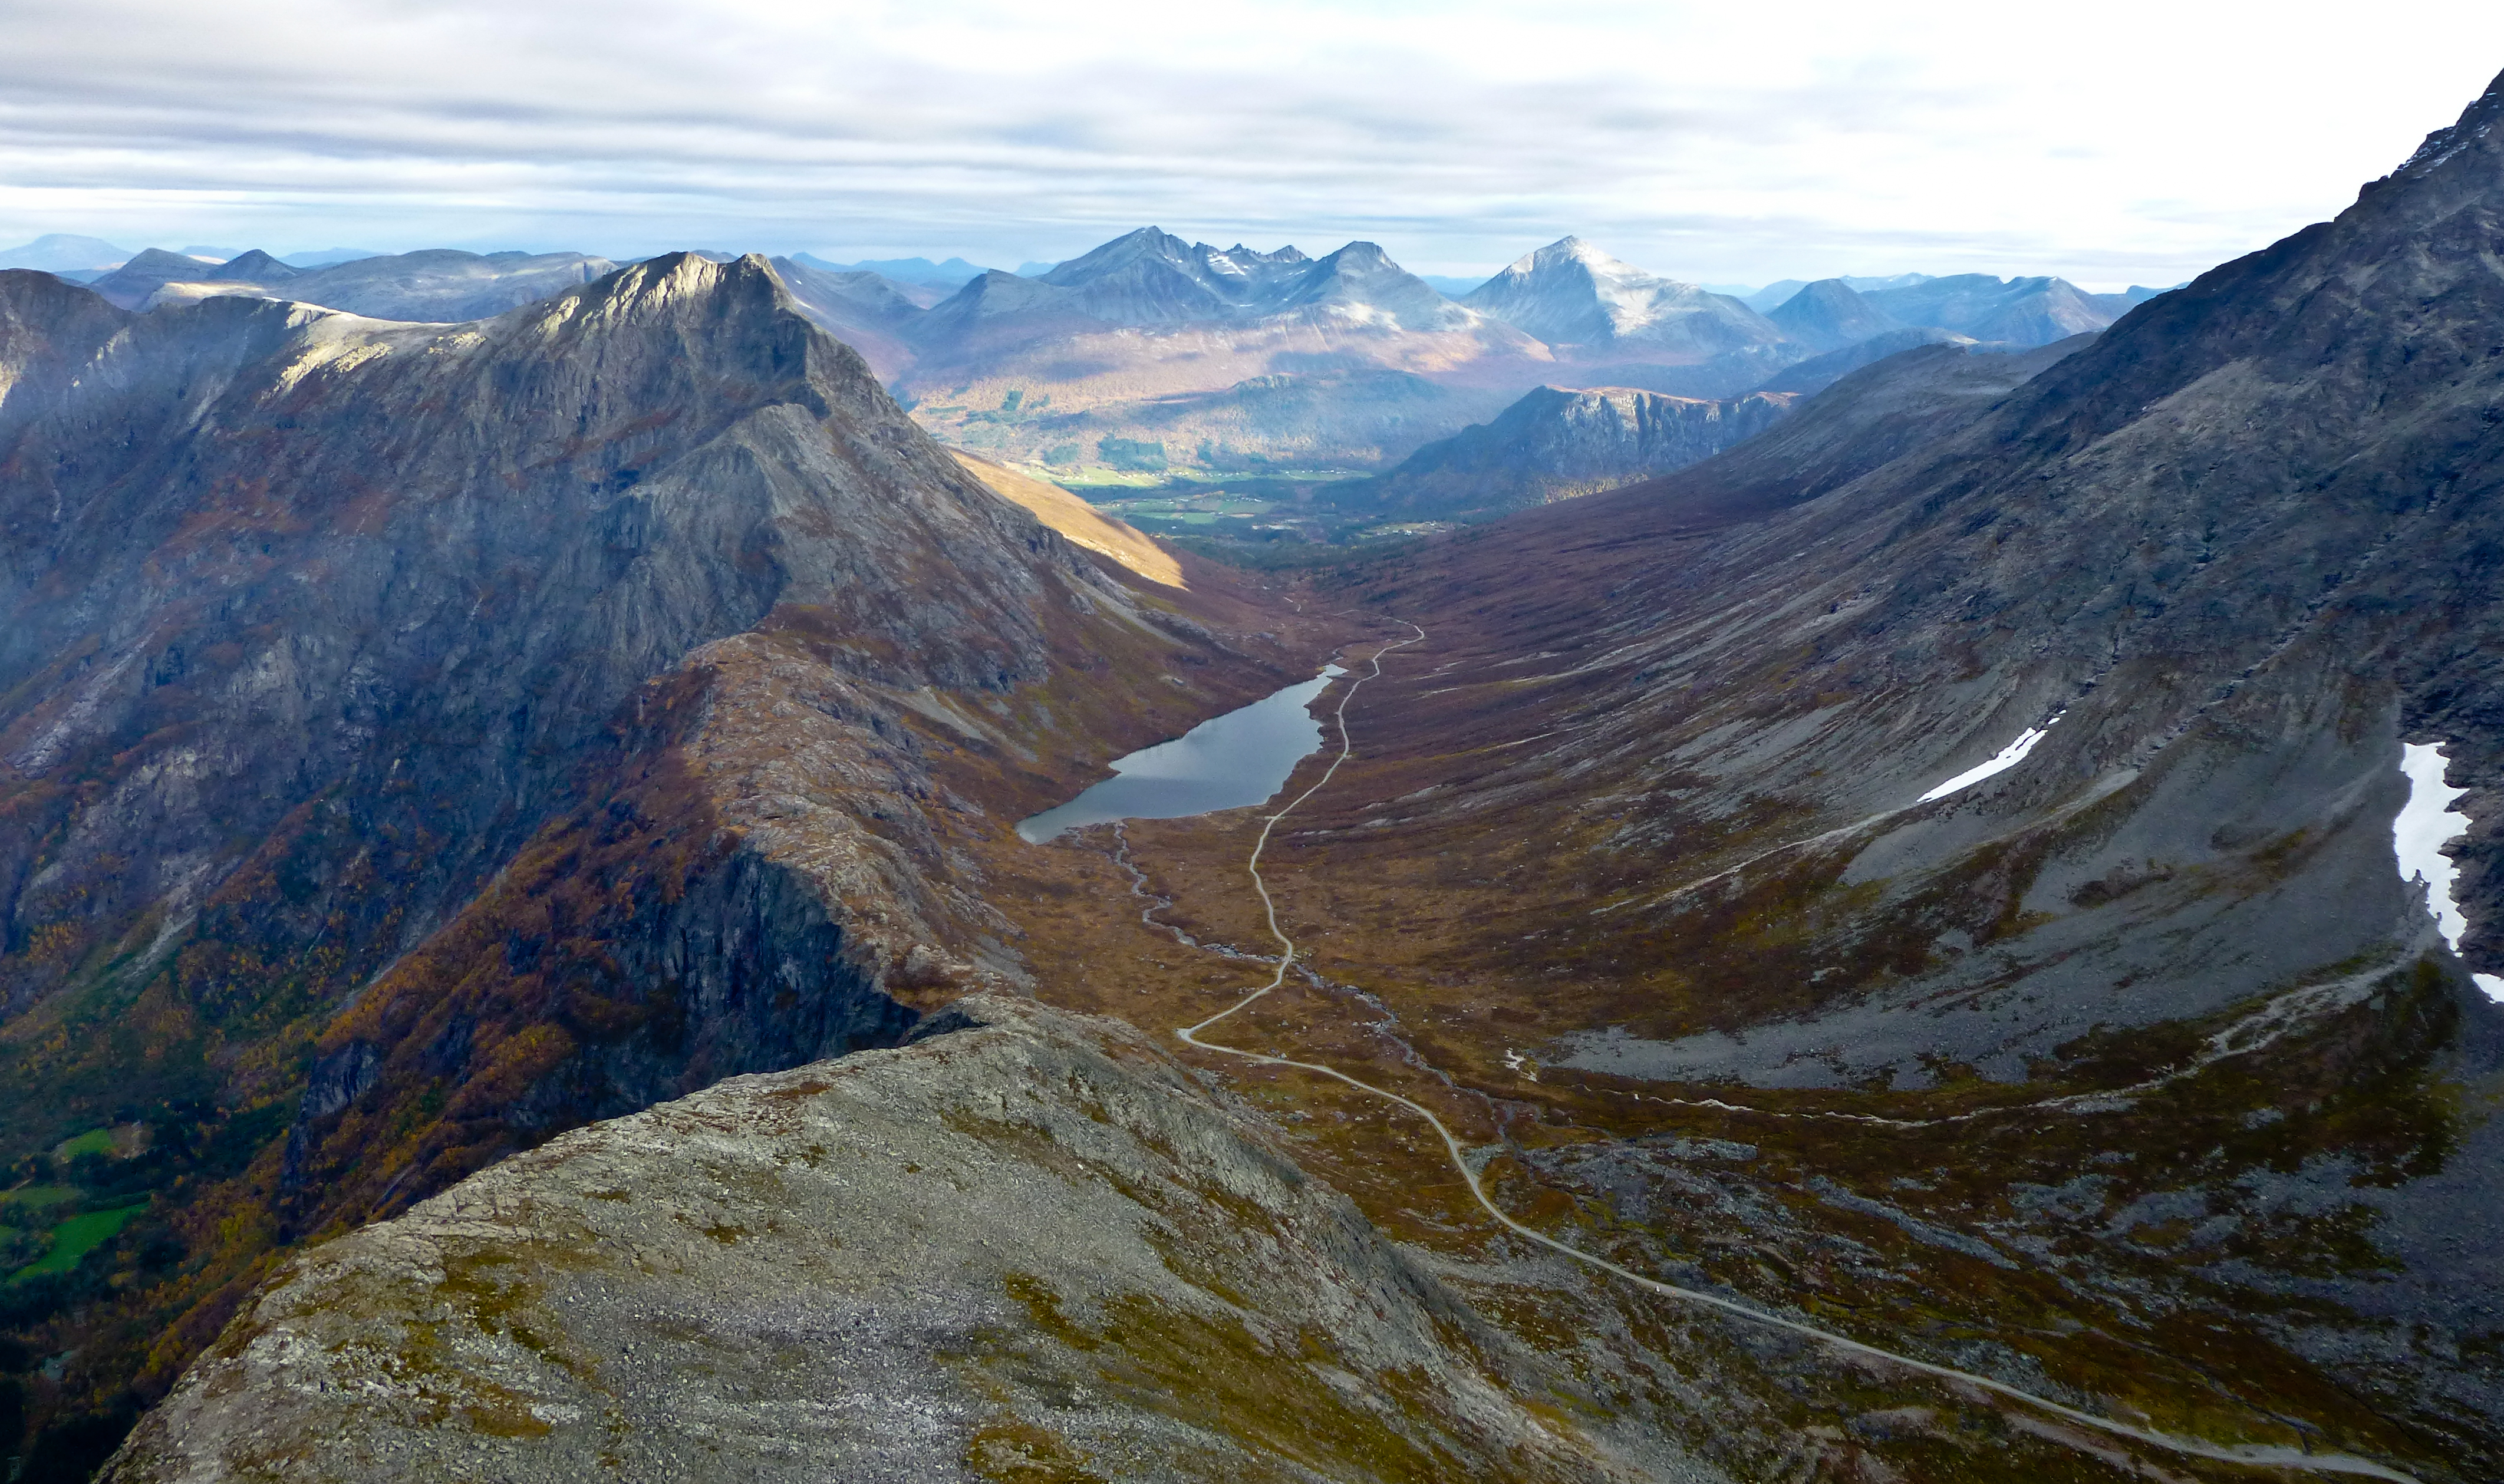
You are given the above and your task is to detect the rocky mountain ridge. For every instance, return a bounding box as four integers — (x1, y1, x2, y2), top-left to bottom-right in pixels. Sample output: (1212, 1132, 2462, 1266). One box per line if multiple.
(104, 995, 1722, 1484)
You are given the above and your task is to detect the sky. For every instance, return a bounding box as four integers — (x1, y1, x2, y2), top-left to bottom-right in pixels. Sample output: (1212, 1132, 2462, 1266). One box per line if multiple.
(4, 0, 2503, 291)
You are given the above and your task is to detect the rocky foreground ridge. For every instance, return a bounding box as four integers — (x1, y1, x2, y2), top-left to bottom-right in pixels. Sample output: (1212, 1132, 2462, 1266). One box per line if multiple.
(102, 995, 1719, 1484)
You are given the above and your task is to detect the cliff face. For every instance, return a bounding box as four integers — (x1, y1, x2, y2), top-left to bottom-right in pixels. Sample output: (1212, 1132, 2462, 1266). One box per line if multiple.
(0, 253, 1312, 1445)
(1343, 384, 1797, 516)
(104, 995, 1720, 1484)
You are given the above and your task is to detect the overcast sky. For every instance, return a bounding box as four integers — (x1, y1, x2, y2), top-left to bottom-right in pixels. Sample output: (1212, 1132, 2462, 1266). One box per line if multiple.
(5, 0, 2502, 290)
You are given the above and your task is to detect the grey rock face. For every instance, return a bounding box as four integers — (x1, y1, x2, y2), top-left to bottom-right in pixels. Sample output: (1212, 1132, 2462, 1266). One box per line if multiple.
(764, 256, 931, 380)
(0, 242, 1291, 1436)
(103, 995, 1712, 1484)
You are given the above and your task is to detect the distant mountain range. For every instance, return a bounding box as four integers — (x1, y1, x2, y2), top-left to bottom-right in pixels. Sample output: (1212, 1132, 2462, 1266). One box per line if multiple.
(0, 233, 130, 275)
(80, 247, 622, 322)
(789, 252, 1006, 288)
(1739, 272, 1934, 311)
(5, 231, 2194, 477)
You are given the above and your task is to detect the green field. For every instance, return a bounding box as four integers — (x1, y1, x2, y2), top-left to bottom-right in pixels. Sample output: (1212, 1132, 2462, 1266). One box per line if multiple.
(0, 1184, 78, 1212)
(54, 1126, 117, 1159)
(9, 1203, 144, 1282)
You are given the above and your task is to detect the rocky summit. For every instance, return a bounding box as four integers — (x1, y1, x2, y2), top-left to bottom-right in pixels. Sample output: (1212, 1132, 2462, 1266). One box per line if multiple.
(7, 55, 2504, 1484)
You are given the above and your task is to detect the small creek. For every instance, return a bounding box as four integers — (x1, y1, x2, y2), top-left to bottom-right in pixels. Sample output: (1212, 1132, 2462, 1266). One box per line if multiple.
(1016, 665, 1346, 842)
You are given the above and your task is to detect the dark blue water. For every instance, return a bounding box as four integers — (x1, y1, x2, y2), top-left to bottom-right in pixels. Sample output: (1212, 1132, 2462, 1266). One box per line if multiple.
(1016, 665, 1347, 842)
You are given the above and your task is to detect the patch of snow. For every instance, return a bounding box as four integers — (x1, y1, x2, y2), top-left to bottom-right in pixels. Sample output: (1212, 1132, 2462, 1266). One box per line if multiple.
(1917, 713, 2062, 803)
(2393, 742, 2504, 1001)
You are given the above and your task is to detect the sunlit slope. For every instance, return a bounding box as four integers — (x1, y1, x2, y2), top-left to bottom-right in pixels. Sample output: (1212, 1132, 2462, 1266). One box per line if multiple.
(953, 450, 1186, 588)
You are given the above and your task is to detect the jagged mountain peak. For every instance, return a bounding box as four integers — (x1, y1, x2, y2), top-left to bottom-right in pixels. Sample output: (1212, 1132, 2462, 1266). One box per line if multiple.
(1036, 226, 1198, 285)
(2388, 62, 2504, 184)
(1223, 242, 1309, 265)
(1465, 236, 1778, 355)
(1500, 235, 1686, 288)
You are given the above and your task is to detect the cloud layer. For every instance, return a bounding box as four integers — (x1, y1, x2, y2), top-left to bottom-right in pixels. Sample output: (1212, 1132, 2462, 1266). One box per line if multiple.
(6, 0, 2502, 288)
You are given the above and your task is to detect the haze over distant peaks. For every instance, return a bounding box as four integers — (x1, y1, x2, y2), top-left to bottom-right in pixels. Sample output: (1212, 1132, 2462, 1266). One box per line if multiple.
(79, 246, 621, 321)
(0, 233, 130, 273)
(912, 226, 1483, 347)
(1764, 278, 1905, 351)
(1741, 272, 1934, 312)
(792, 252, 1003, 288)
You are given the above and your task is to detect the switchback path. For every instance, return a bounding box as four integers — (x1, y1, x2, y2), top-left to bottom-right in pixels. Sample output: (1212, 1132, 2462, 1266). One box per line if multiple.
(1172, 622, 2421, 1483)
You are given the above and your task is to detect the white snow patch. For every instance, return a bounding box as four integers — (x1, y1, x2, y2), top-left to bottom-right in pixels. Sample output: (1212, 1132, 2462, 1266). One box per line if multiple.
(1917, 713, 2063, 803)
(2393, 742, 2504, 1001)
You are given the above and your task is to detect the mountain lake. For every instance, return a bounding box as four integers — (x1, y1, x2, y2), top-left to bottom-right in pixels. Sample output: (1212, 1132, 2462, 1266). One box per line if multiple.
(1016, 664, 1347, 841)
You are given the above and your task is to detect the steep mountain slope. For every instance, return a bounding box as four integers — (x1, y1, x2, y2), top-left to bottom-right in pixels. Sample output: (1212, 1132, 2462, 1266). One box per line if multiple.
(1337, 384, 1797, 517)
(948, 450, 1184, 588)
(1165, 68, 2504, 1476)
(0, 253, 1317, 1465)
